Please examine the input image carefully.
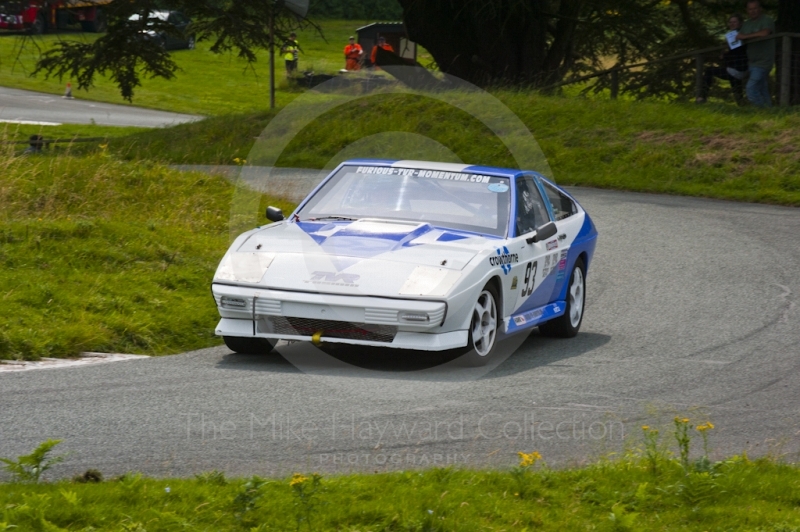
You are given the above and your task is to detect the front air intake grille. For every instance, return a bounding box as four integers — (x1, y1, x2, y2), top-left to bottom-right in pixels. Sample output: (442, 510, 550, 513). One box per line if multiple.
(261, 316, 397, 343)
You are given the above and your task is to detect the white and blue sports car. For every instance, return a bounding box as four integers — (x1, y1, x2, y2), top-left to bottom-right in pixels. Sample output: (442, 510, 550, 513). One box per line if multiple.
(212, 160, 598, 364)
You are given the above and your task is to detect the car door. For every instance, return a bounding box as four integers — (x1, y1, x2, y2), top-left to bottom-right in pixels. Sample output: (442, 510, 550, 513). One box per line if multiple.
(538, 178, 583, 299)
(506, 175, 554, 319)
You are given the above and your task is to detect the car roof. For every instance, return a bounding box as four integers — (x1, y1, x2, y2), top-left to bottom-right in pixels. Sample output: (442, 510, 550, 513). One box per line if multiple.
(340, 159, 532, 179)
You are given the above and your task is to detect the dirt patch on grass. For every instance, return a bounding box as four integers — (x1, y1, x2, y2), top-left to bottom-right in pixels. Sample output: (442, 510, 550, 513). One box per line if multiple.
(635, 131, 694, 145)
(638, 128, 800, 169)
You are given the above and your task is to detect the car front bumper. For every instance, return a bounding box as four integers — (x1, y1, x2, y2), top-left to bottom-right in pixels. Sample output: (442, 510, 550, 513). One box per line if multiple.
(212, 283, 468, 351)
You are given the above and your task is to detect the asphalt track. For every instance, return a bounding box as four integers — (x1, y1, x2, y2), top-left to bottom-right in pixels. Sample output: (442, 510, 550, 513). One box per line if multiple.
(1, 187, 799, 479)
(0, 87, 200, 127)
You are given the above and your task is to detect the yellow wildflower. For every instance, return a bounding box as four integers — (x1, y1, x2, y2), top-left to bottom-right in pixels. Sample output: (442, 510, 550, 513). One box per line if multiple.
(517, 451, 542, 468)
(641, 425, 650, 431)
(289, 473, 308, 487)
(696, 422, 715, 432)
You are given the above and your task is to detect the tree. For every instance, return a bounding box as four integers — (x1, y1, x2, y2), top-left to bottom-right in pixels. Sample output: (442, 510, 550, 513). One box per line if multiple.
(33, 0, 794, 104)
(308, 0, 402, 20)
(398, 0, 584, 87)
(777, 0, 800, 104)
(34, 0, 317, 101)
(397, 0, 785, 101)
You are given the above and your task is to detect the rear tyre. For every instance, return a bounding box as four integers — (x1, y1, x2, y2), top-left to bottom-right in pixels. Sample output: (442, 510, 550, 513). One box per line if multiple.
(539, 258, 586, 338)
(223, 336, 275, 355)
(460, 283, 500, 367)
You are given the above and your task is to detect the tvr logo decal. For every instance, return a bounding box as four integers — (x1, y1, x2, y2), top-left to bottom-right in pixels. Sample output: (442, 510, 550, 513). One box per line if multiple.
(306, 271, 361, 286)
(489, 246, 519, 275)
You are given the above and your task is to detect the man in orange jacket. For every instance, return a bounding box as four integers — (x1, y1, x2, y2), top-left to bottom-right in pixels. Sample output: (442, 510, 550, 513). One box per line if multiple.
(370, 36, 394, 68)
(344, 36, 363, 71)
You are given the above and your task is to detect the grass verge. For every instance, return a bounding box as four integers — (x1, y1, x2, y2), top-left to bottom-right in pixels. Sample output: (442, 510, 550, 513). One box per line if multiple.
(0, 146, 239, 359)
(1, 122, 145, 142)
(1, 445, 799, 530)
(110, 93, 800, 206)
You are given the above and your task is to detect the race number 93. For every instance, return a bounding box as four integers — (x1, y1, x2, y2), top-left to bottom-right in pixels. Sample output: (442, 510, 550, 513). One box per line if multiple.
(521, 261, 537, 298)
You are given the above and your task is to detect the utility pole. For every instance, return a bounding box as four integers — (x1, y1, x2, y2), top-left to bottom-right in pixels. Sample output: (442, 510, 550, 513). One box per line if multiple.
(268, 0, 309, 110)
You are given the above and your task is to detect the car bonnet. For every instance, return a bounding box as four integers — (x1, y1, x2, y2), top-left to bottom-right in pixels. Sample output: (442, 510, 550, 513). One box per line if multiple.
(230, 219, 495, 296)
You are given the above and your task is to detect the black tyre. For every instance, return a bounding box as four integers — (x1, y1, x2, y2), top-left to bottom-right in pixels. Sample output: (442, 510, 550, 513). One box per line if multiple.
(223, 336, 275, 355)
(539, 257, 586, 338)
(460, 282, 500, 367)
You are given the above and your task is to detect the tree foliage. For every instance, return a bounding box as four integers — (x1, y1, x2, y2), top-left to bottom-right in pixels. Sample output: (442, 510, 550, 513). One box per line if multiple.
(308, 0, 403, 20)
(32, 0, 795, 103)
(35, 0, 318, 101)
(399, 0, 787, 100)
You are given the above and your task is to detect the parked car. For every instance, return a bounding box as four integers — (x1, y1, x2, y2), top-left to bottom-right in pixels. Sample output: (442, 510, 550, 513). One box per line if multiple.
(211, 160, 598, 365)
(129, 11, 194, 50)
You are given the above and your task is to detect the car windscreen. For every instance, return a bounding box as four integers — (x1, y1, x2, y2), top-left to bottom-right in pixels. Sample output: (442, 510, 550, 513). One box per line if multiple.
(297, 165, 511, 237)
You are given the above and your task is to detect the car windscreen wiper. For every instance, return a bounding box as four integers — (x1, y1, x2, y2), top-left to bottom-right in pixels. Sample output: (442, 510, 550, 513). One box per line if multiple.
(307, 216, 359, 221)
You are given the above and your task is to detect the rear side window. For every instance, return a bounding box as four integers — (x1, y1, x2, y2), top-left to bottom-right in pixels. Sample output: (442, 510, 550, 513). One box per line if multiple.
(542, 182, 578, 221)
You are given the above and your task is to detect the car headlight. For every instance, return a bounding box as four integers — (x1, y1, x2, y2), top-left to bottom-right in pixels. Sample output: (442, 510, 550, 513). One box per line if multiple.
(214, 252, 275, 283)
(399, 266, 460, 297)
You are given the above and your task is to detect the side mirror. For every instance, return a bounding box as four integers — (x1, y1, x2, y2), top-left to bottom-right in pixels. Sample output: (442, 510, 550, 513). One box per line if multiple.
(266, 206, 285, 222)
(526, 221, 557, 244)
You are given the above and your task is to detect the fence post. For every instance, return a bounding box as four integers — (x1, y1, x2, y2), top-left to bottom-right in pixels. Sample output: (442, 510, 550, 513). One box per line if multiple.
(695, 54, 704, 101)
(780, 35, 792, 107)
(610, 70, 619, 100)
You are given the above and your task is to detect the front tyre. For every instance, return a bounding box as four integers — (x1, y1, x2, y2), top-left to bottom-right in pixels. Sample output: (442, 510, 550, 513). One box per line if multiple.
(223, 336, 275, 355)
(461, 283, 500, 366)
(539, 258, 586, 338)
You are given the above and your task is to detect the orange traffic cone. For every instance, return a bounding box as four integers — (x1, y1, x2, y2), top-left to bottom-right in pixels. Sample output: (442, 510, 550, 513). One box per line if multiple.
(63, 82, 73, 99)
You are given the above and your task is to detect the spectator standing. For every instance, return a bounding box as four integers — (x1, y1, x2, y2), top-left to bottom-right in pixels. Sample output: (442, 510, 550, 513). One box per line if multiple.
(281, 32, 301, 75)
(697, 14, 748, 104)
(370, 36, 394, 68)
(344, 36, 363, 70)
(737, 0, 776, 107)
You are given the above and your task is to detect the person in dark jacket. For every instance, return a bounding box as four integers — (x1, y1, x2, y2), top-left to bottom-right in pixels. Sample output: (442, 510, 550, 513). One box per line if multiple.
(697, 14, 748, 104)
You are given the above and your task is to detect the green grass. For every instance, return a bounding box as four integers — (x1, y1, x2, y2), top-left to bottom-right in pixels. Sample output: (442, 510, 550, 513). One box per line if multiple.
(0, 135, 300, 359)
(1, 122, 145, 142)
(110, 93, 800, 206)
(2, 453, 800, 530)
(0, 20, 376, 116)
(0, 147, 237, 359)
